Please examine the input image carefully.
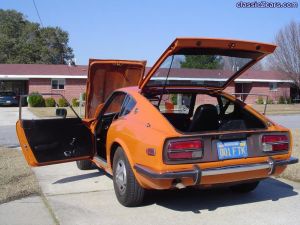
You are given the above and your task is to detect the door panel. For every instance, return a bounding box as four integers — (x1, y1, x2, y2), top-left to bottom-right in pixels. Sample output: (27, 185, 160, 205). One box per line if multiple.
(17, 118, 93, 166)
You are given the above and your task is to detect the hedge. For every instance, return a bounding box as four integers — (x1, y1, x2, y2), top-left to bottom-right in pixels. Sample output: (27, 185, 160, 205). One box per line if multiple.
(28, 92, 45, 107)
(58, 98, 69, 107)
(72, 98, 79, 107)
(45, 97, 56, 107)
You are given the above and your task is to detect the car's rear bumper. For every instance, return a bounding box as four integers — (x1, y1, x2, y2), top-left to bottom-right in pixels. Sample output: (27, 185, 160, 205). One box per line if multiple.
(134, 157, 298, 186)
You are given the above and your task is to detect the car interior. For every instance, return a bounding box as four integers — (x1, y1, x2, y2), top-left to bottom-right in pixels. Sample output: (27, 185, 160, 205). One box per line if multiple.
(94, 92, 136, 161)
(93, 91, 267, 159)
(146, 92, 267, 133)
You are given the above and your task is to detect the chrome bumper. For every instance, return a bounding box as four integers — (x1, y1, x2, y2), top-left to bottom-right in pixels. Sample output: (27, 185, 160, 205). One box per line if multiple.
(134, 157, 298, 185)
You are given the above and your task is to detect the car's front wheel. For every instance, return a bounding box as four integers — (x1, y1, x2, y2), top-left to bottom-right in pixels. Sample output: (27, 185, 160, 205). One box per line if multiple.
(230, 181, 260, 193)
(76, 160, 95, 170)
(113, 147, 145, 207)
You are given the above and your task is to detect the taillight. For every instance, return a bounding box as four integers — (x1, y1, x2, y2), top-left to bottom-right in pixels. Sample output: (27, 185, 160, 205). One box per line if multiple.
(166, 139, 203, 161)
(262, 134, 289, 152)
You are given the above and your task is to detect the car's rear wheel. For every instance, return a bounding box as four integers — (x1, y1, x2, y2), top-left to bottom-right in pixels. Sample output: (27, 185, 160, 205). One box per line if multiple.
(76, 160, 95, 170)
(230, 181, 260, 193)
(113, 147, 145, 207)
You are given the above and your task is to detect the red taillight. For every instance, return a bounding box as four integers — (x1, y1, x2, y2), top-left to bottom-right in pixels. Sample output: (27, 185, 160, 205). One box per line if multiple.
(168, 140, 202, 150)
(262, 135, 289, 152)
(167, 139, 203, 160)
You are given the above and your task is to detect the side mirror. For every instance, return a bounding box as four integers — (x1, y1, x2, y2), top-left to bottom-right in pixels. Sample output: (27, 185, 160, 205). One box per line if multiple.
(56, 108, 67, 118)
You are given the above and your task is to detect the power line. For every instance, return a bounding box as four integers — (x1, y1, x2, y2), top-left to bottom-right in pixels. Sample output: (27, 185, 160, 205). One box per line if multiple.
(32, 0, 71, 66)
(32, 0, 44, 27)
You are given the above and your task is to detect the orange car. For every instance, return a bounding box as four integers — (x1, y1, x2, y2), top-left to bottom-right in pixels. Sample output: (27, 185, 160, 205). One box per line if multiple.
(16, 38, 298, 207)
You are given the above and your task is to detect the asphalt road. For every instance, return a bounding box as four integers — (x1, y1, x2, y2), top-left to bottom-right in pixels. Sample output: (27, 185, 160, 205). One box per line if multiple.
(0, 107, 36, 147)
(268, 114, 300, 129)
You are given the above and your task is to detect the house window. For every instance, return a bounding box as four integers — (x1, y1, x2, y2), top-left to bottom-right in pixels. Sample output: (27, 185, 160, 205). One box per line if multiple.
(51, 79, 65, 90)
(269, 82, 277, 91)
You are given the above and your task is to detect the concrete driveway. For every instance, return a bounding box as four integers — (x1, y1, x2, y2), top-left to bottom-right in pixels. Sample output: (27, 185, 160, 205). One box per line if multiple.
(0, 107, 20, 147)
(0, 107, 37, 147)
(33, 162, 300, 225)
(0, 107, 300, 225)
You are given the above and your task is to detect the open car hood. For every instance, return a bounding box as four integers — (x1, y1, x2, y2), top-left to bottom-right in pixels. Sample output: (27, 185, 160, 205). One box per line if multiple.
(86, 59, 146, 118)
(139, 38, 276, 92)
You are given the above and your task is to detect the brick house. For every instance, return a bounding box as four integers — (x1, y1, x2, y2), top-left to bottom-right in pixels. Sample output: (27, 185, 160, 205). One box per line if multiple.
(0, 64, 295, 104)
(0, 64, 87, 101)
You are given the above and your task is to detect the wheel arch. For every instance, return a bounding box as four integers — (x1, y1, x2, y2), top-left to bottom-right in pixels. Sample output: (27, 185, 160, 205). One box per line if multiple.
(108, 138, 135, 170)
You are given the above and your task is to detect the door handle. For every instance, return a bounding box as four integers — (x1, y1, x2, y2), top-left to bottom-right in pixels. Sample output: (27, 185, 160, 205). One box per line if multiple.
(64, 151, 73, 157)
(70, 138, 76, 146)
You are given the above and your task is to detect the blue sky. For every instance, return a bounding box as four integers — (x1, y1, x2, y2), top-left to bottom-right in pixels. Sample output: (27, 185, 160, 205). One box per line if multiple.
(1, 0, 300, 65)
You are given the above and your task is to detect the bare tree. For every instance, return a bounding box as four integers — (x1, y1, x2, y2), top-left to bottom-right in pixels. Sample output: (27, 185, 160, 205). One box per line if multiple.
(267, 20, 300, 98)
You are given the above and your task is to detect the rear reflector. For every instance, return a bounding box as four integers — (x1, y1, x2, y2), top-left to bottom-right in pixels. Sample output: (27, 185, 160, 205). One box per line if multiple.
(262, 134, 289, 152)
(167, 139, 203, 160)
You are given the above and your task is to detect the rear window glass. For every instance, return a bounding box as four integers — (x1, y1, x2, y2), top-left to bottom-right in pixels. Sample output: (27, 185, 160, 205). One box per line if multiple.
(146, 49, 258, 88)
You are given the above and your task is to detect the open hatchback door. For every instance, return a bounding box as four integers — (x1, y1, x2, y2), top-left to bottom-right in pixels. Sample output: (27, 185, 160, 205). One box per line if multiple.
(139, 38, 276, 92)
(17, 60, 146, 167)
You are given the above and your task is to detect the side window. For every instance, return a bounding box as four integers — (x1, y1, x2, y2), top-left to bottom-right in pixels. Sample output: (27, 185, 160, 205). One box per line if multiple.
(194, 94, 218, 113)
(103, 93, 126, 115)
(220, 96, 235, 115)
(20, 94, 78, 120)
(119, 95, 136, 117)
(159, 94, 192, 114)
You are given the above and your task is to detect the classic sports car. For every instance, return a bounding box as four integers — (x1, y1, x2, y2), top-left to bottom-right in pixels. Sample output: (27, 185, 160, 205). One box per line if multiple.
(17, 38, 298, 207)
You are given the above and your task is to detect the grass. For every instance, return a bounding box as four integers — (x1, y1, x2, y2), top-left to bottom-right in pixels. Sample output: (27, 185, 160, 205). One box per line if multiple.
(0, 147, 40, 204)
(28, 106, 85, 118)
(280, 128, 300, 182)
(251, 104, 300, 115)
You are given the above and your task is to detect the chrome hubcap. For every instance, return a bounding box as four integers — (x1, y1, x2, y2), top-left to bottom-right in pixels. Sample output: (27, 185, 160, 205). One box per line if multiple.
(115, 159, 127, 194)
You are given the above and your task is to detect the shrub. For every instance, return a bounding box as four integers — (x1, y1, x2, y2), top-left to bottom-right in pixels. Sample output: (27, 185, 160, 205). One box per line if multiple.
(72, 98, 79, 107)
(286, 97, 292, 104)
(28, 92, 45, 107)
(267, 98, 274, 104)
(170, 94, 177, 105)
(45, 97, 56, 107)
(278, 96, 286, 104)
(82, 92, 86, 101)
(256, 96, 264, 104)
(58, 98, 69, 107)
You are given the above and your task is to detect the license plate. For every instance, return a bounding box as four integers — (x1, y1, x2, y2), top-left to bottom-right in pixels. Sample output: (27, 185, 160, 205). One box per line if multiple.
(6, 100, 11, 103)
(217, 140, 248, 160)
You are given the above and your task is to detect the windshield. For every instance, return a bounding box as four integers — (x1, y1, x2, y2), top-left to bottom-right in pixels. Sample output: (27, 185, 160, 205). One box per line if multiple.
(146, 49, 256, 88)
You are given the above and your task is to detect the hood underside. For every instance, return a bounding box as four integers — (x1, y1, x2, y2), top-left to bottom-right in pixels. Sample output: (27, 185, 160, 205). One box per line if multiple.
(85, 59, 146, 118)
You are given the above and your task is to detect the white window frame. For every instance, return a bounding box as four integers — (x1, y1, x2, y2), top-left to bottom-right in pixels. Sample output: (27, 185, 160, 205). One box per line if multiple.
(51, 79, 65, 90)
(269, 82, 278, 91)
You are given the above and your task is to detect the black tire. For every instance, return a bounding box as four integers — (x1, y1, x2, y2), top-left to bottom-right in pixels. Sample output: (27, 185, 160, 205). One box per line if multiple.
(76, 160, 95, 170)
(113, 147, 145, 207)
(230, 181, 260, 193)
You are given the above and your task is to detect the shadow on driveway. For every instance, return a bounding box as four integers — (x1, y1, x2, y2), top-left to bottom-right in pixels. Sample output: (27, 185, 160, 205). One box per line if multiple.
(53, 169, 112, 184)
(143, 178, 298, 213)
(51, 170, 297, 213)
(53, 171, 102, 184)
